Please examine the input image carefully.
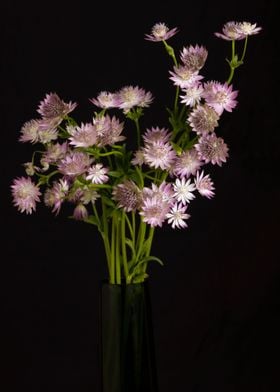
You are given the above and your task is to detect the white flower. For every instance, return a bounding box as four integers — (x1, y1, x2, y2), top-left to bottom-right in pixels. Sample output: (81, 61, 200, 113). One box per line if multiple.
(86, 164, 109, 184)
(166, 203, 190, 229)
(173, 177, 196, 204)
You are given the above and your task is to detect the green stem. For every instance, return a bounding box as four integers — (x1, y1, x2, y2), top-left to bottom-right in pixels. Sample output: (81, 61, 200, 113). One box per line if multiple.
(142, 226, 155, 273)
(135, 117, 141, 147)
(136, 219, 147, 262)
(240, 36, 248, 62)
(227, 40, 236, 84)
(115, 213, 121, 284)
(101, 198, 113, 283)
(110, 214, 116, 284)
(121, 211, 129, 282)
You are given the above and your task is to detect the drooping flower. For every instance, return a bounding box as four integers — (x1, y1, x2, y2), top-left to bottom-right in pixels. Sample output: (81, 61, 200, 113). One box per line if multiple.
(195, 133, 229, 166)
(215, 21, 246, 41)
(169, 65, 203, 89)
(11, 177, 41, 214)
(58, 151, 93, 177)
(73, 203, 89, 221)
(19, 119, 41, 144)
(86, 164, 109, 184)
(143, 127, 172, 145)
(145, 22, 178, 42)
(166, 203, 190, 229)
(143, 141, 176, 170)
(236, 22, 262, 36)
(131, 149, 146, 166)
(194, 171, 215, 199)
(188, 104, 219, 135)
(112, 180, 142, 212)
(180, 45, 208, 71)
(90, 91, 119, 109)
(173, 149, 203, 178)
(37, 93, 77, 120)
(173, 177, 196, 205)
(68, 122, 98, 148)
(44, 179, 69, 215)
(116, 86, 153, 113)
(203, 82, 238, 115)
(180, 83, 204, 107)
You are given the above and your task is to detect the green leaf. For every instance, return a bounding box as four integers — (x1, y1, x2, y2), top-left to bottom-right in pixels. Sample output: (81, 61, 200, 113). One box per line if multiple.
(84, 215, 99, 226)
(137, 255, 164, 267)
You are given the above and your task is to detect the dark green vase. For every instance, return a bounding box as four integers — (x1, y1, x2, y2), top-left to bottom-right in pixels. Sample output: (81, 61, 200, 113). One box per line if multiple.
(100, 281, 158, 392)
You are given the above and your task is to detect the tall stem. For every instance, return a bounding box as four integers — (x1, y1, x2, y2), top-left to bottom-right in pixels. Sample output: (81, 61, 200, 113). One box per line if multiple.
(110, 213, 115, 284)
(101, 198, 112, 282)
(115, 213, 121, 284)
(121, 211, 129, 282)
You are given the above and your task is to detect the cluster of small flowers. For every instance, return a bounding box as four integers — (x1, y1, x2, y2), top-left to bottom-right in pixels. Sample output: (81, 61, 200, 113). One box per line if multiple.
(12, 21, 261, 230)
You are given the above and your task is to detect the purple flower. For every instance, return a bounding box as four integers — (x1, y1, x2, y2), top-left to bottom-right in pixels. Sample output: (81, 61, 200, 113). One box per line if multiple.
(116, 86, 153, 113)
(37, 93, 77, 120)
(215, 21, 245, 41)
(19, 119, 41, 144)
(97, 116, 125, 147)
(188, 104, 220, 135)
(173, 149, 203, 178)
(195, 133, 229, 166)
(180, 45, 208, 71)
(90, 91, 119, 109)
(169, 65, 203, 89)
(166, 203, 190, 229)
(86, 164, 109, 184)
(44, 179, 69, 215)
(58, 151, 93, 177)
(145, 22, 178, 42)
(11, 177, 41, 214)
(41, 142, 68, 170)
(203, 82, 238, 115)
(139, 196, 169, 227)
(131, 149, 146, 166)
(143, 141, 176, 170)
(112, 180, 142, 212)
(194, 171, 215, 199)
(173, 177, 196, 205)
(69, 123, 98, 148)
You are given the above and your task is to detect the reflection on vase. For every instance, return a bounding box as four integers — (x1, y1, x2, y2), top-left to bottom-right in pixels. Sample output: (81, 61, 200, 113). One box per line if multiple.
(100, 282, 158, 392)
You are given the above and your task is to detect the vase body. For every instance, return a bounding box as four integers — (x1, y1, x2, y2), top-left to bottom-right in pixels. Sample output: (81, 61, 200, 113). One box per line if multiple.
(100, 281, 158, 392)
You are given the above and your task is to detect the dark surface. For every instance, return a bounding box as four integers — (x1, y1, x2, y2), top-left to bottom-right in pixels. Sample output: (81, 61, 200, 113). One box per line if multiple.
(1, 1, 280, 391)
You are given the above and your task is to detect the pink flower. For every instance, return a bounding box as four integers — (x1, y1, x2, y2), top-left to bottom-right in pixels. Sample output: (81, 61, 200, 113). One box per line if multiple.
(188, 104, 220, 135)
(116, 86, 153, 113)
(19, 119, 41, 144)
(58, 151, 93, 177)
(180, 45, 208, 71)
(11, 177, 41, 214)
(166, 203, 190, 229)
(145, 22, 178, 42)
(86, 164, 109, 184)
(69, 123, 98, 148)
(73, 204, 88, 221)
(215, 21, 245, 41)
(143, 141, 176, 170)
(112, 180, 142, 212)
(41, 142, 68, 170)
(143, 127, 172, 145)
(90, 91, 119, 109)
(139, 196, 170, 227)
(195, 133, 229, 166)
(195, 171, 215, 199)
(131, 149, 146, 166)
(173, 149, 203, 178)
(203, 82, 238, 115)
(37, 93, 77, 120)
(169, 65, 203, 89)
(97, 116, 125, 146)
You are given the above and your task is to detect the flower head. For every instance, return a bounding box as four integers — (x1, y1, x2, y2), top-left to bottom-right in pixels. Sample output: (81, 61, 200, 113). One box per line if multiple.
(44, 179, 69, 215)
(143, 141, 176, 170)
(143, 127, 172, 145)
(145, 22, 178, 42)
(41, 142, 68, 170)
(68, 123, 97, 148)
(112, 180, 142, 212)
(166, 203, 190, 229)
(215, 21, 245, 41)
(194, 171, 215, 199)
(173, 177, 196, 205)
(73, 204, 89, 221)
(37, 93, 77, 120)
(180, 45, 208, 71)
(11, 177, 41, 214)
(203, 82, 238, 115)
(236, 22, 262, 36)
(188, 104, 219, 135)
(180, 83, 204, 107)
(19, 119, 41, 144)
(90, 91, 118, 109)
(96, 116, 125, 147)
(173, 149, 203, 178)
(195, 133, 229, 166)
(86, 164, 109, 184)
(58, 151, 93, 177)
(116, 86, 153, 113)
(169, 65, 203, 89)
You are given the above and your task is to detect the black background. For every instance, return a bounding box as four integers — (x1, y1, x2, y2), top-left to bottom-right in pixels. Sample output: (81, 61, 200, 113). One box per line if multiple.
(2, 1, 280, 391)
